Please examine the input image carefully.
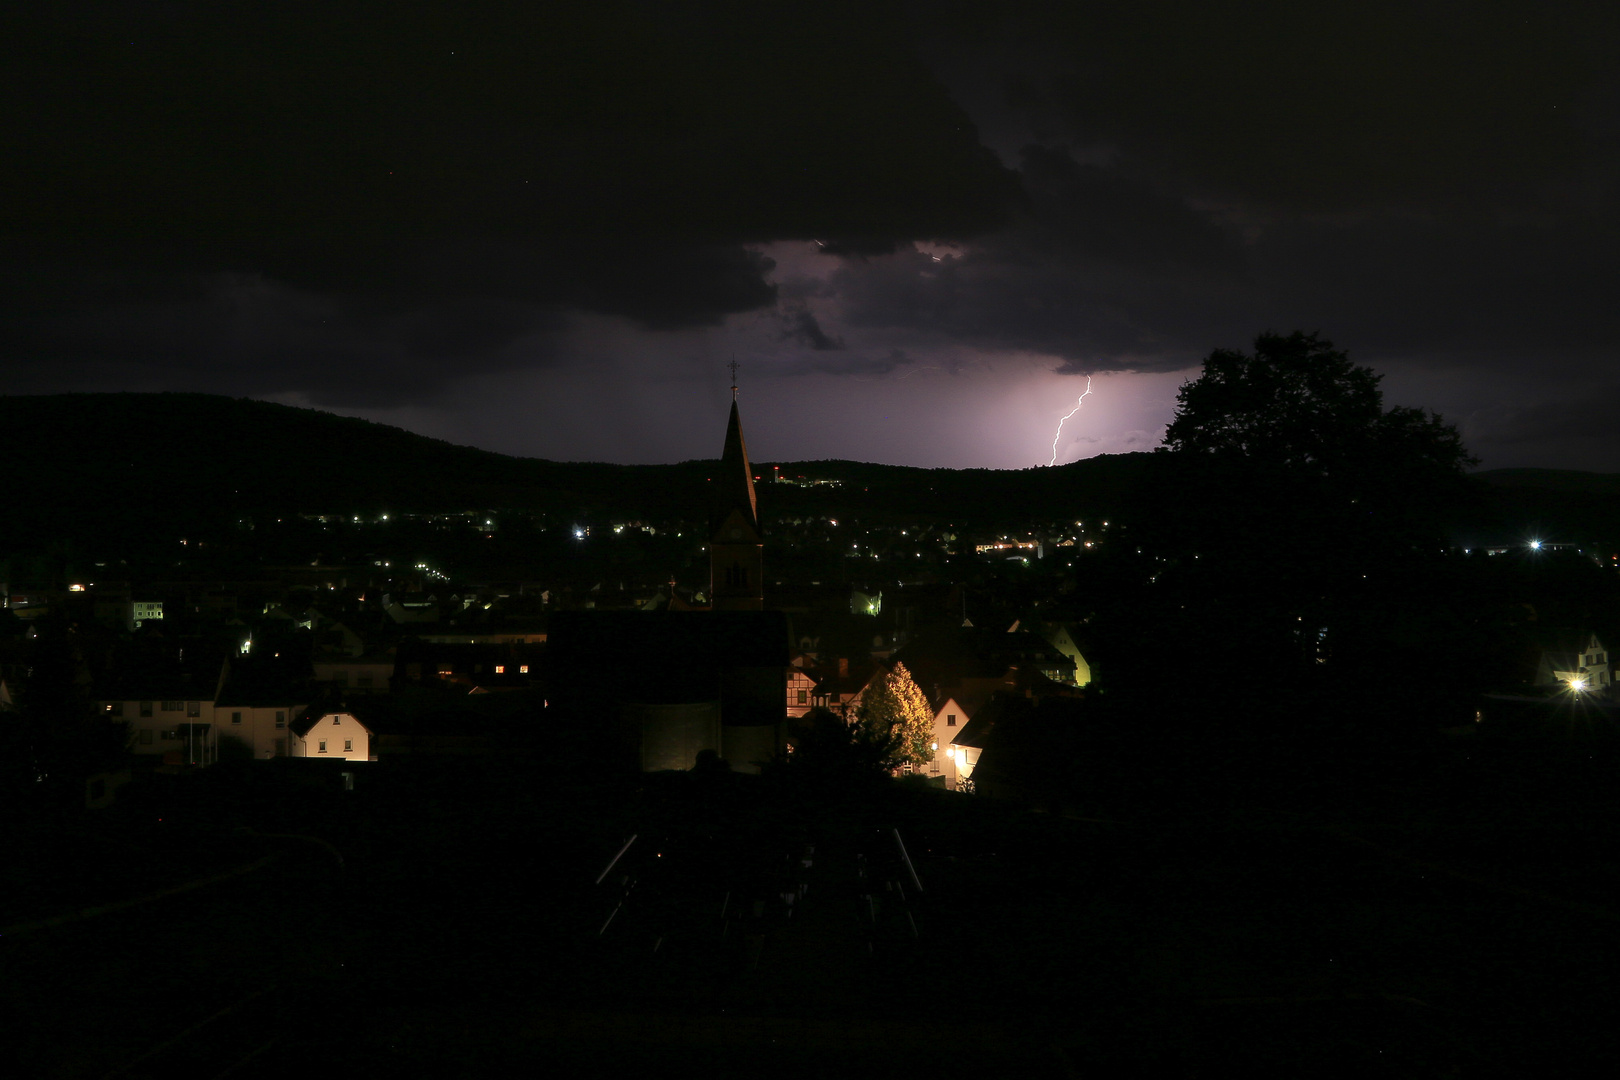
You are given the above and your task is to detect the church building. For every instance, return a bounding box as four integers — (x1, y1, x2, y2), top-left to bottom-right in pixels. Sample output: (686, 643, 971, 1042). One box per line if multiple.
(547, 380, 787, 773)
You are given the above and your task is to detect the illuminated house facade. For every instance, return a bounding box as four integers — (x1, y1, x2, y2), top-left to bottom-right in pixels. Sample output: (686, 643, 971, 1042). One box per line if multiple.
(289, 709, 374, 761)
(929, 693, 989, 789)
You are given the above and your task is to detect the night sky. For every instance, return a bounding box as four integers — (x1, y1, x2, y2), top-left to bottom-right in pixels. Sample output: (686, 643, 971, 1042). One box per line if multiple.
(7, 2, 1617, 470)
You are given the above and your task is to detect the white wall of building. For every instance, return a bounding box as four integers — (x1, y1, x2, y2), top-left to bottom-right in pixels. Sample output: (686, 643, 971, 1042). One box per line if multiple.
(291, 712, 372, 761)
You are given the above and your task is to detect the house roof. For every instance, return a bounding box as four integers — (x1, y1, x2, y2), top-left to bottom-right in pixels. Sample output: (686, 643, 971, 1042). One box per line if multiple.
(216, 655, 313, 707)
(324, 684, 545, 738)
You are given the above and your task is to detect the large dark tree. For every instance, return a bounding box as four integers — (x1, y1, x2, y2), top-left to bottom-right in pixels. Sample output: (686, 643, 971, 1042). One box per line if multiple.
(1125, 332, 1485, 733)
(1163, 331, 1475, 479)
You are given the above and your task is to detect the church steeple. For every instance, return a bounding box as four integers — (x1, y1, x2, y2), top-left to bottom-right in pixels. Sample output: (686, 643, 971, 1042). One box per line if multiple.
(717, 398, 758, 533)
(709, 371, 763, 610)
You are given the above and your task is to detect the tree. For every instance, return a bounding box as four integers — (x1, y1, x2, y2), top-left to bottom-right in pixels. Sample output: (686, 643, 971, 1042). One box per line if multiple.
(3, 616, 128, 808)
(1158, 330, 1478, 561)
(1137, 331, 1486, 732)
(856, 661, 935, 770)
(1162, 331, 1476, 478)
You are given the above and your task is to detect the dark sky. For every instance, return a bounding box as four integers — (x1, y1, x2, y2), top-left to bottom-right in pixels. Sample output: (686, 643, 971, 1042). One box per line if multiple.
(7, 2, 1617, 469)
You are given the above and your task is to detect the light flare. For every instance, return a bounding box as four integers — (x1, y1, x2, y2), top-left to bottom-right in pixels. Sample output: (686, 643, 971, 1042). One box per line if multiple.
(1047, 376, 1094, 466)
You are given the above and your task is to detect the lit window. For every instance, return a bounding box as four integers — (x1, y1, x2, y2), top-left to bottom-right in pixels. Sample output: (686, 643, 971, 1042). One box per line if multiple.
(495, 665, 505, 674)
(520, 665, 529, 674)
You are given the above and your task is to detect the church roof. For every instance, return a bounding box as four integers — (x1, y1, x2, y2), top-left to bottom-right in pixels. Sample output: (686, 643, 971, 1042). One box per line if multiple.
(714, 398, 758, 533)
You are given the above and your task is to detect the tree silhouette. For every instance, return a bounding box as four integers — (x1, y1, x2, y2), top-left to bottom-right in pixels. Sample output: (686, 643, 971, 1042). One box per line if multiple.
(1135, 331, 1485, 732)
(1163, 331, 1475, 478)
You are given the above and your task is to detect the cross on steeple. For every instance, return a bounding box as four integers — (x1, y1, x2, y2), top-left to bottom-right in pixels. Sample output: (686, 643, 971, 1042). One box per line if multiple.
(728, 358, 739, 400)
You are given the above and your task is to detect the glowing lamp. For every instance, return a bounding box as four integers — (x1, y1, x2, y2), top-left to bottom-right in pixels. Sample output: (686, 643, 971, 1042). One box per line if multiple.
(1571, 678, 1587, 693)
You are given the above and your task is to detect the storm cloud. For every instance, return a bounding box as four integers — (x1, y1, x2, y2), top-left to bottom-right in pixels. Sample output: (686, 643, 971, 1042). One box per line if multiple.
(4, 2, 1617, 469)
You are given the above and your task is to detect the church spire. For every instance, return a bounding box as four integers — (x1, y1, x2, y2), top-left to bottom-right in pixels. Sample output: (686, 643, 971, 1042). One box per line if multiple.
(710, 370, 763, 610)
(719, 396, 758, 532)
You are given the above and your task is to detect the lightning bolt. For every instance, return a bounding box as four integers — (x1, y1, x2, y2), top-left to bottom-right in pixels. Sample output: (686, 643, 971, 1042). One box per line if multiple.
(1047, 376, 1094, 466)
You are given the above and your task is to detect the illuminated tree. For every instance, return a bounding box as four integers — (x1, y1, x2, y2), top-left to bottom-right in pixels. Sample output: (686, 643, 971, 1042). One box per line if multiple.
(856, 661, 935, 770)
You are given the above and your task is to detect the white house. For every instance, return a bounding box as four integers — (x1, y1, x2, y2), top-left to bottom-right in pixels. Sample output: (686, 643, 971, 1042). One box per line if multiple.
(289, 709, 374, 762)
(1536, 632, 1612, 696)
(929, 694, 990, 790)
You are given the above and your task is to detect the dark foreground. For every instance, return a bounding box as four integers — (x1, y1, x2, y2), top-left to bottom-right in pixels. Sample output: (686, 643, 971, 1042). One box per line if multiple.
(7, 737, 1619, 1077)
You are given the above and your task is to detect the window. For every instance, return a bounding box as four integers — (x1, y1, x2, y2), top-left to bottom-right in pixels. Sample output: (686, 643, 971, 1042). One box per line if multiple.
(232, 711, 242, 724)
(276, 711, 286, 725)
(357, 674, 374, 689)
(520, 665, 529, 674)
(946, 714, 956, 727)
(107, 702, 125, 717)
(494, 665, 505, 674)
(797, 689, 808, 705)
(333, 716, 341, 725)
(140, 701, 153, 718)
(344, 739, 352, 752)
(161, 729, 178, 740)
(318, 740, 327, 753)
(162, 700, 182, 713)
(187, 701, 200, 718)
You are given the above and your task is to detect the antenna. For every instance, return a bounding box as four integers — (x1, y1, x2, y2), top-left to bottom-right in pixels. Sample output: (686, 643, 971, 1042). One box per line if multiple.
(728, 358, 739, 400)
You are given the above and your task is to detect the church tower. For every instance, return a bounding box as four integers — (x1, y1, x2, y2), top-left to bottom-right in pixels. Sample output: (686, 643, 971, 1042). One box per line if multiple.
(709, 372, 764, 610)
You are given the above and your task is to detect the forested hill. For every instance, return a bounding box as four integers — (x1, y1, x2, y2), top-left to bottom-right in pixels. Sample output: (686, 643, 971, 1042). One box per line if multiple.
(2, 393, 1613, 550)
(1, 393, 1161, 544)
